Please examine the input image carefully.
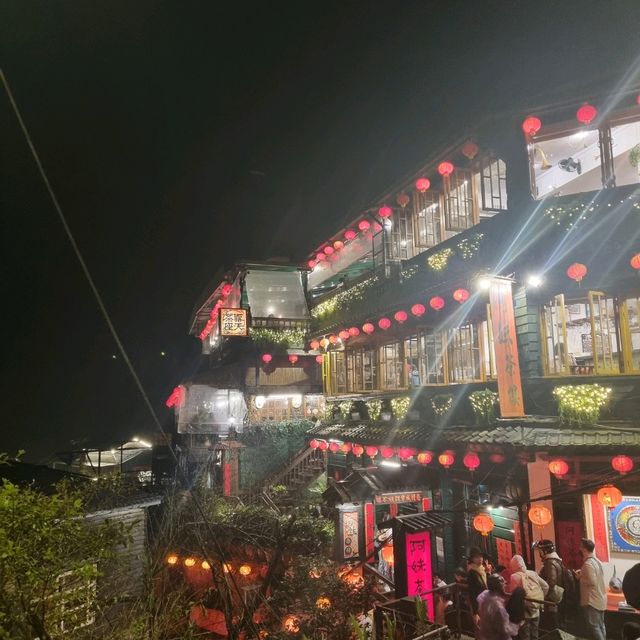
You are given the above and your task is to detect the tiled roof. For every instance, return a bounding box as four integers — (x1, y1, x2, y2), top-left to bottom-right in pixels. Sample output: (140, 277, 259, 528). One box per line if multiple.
(308, 421, 640, 451)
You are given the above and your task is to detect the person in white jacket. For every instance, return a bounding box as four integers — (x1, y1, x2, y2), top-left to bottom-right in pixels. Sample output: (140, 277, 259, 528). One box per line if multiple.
(509, 555, 549, 640)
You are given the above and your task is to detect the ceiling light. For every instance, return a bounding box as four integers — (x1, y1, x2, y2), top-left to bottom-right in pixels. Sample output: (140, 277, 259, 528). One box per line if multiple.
(527, 274, 543, 287)
(478, 277, 491, 290)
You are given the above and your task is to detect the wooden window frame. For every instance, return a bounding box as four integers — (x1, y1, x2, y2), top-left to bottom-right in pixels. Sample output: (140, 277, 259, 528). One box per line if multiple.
(444, 169, 479, 231)
(412, 190, 442, 249)
(479, 156, 508, 213)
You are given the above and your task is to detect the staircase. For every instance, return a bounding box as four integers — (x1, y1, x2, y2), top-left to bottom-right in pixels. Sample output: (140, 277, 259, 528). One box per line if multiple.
(261, 446, 326, 496)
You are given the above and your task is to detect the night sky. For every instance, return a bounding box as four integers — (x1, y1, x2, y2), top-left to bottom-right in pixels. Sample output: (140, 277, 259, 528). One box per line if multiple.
(2, 1, 640, 461)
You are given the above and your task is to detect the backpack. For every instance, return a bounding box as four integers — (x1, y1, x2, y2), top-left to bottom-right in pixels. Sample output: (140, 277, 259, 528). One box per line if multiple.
(551, 558, 579, 609)
(522, 572, 545, 614)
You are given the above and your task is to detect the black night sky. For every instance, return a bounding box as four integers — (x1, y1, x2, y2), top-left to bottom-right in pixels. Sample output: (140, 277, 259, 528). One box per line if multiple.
(2, 1, 640, 461)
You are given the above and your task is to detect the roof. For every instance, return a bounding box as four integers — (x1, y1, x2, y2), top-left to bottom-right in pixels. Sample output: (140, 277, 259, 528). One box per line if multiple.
(392, 512, 452, 533)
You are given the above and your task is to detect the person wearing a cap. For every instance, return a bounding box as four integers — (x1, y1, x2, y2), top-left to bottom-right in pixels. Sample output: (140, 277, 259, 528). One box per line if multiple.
(536, 539, 564, 630)
(467, 547, 488, 628)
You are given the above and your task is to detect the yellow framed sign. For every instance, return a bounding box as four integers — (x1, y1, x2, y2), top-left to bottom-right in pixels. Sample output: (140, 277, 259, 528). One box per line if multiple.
(219, 308, 249, 337)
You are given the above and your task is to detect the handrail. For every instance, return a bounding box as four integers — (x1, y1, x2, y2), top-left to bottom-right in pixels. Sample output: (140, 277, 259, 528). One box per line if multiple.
(261, 446, 324, 491)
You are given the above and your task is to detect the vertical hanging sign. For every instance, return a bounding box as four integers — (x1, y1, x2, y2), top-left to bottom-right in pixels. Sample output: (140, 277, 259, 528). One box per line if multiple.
(405, 531, 434, 620)
(489, 278, 525, 417)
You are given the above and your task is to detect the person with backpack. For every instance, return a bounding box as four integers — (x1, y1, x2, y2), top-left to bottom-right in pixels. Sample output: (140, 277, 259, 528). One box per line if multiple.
(576, 538, 607, 640)
(509, 554, 549, 640)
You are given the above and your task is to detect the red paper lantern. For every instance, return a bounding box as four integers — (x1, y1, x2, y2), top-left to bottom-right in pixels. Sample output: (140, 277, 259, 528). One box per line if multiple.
(548, 459, 569, 479)
(222, 283, 233, 296)
(567, 262, 588, 283)
(398, 447, 415, 461)
(345, 229, 356, 241)
(329, 335, 338, 344)
(309, 439, 320, 449)
(380, 446, 395, 459)
(308, 259, 317, 269)
(352, 444, 364, 457)
(453, 288, 470, 303)
(462, 141, 479, 160)
(577, 103, 597, 125)
(438, 451, 455, 468)
(333, 240, 344, 251)
(396, 193, 410, 208)
(522, 116, 542, 136)
(528, 505, 552, 528)
(323, 245, 334, 255)
(348, 327, 360, 337)
(430, 296, 445, 311)
(362, 322, 375, 335)
(411, 303, 426, 317)
(288, 354, 298, 365)
(463, 452, 481, 471)
(378, 317, 391, 330)
(438, 161, 454, 177)
(319, 337, 329, 348)
(358, 219, 370, 231)
(415, 177, 431, 193)
(341, 442, 352, 454)
(417, 451, 433, 465)
(489, 453, 505, 464)
(315, 355, 323, 364)
(262, 354, 272, 364)
(365, 445, 378, 458)
(630, 253, 640, 270)
(310, 339, 320, 350)
(612, 455, 634, 474)
(394, 310, 408, 324)
(339, 330, 350, 341)
(318, 440, 328, 451)
(473, 513, 494, 537)
(316, 252, 326, 262)
(328, 442, 340, 453)
(378, 205, 392, 219)
(597, 485, 623, 509)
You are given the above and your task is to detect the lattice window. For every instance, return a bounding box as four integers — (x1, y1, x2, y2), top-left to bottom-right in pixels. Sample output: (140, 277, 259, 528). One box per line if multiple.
(412, 190, 442, 248)
(385, 208, 415, 260)
(447, 322, 482, 382)
(328, 351, 347, 395)
(480, 157, 508, 212)
(346, 347, 377, 391)
(379, 342, 405, 390)
(444, 169, 478, 231)
(418, 329, 446, 384)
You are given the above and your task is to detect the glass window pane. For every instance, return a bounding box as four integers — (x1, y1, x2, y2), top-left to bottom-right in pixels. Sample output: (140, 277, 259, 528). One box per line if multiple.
(412, 191, 442, 248)
(610, 119, 640, 187)
(418, 329, 445, 384)
(245, 270, 308, 318)
(447, 322, 481, 382)
(625, 297, 640, 372)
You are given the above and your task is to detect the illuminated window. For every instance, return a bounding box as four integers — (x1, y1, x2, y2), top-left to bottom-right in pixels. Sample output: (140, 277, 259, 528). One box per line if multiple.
(328, 351, 347, 395)
(444, 169, 478, 231)
(621, 297, 640, 372)
(609, 117, 640, 188)
(412, 191, 442, 249)
(379, 342, 405, 390)
(478, 157, 507, 213)
(418, 329, 446, 384)
(346, 347, 378, 392)
(385, 209, 415, 260)
(447, 322, 482, 382)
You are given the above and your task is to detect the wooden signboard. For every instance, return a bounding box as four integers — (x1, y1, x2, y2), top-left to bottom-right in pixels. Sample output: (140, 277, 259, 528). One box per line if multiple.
(219, 308, 249, 337)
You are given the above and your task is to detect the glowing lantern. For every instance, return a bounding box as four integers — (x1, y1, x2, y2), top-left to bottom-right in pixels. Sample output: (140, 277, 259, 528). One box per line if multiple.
(362, 322, 375, 335)
(328, 442, 340, 453)
(341, 442, 352, 454)
(307, 259, 316, 269)
(261, 354, 272, 364)
(365, 445, 378, 458)
(316, 252, 326, 261)
(222, 283, 233, 296)
(473, 513, 494, 536)
(318, 440, 328, 451)
(612, 455, 634, 474)
(381, 545, 394, 565)
(415, 177, 431, 192)
(333, 240, 344, 251)
(398, 447, 415, 461)
(597, 485, 623, 509)
(309, 439, 320, 449)
(329, 335, 338, 344)
(167, 554, 178, 565)
(315, 596, 331, 610)
(323, 245, 334, 255)
(339, 330, 350, 341)
(438, 161, 454, 177)
(430, 296, 445, 311)
(352, 444, 364, 457)
(345, 229, 356, 241)
(567, 262, 588, 283)
(489, 453, 505, 464)
(463, 452, 481, 471)
(462, 141, 479, 159)
(344, 572, 364, 588)
(453, 288, 470, 303)
(184, 557, 196, 567)
(378, 205, 392, 218)
(630, 253, 640, 270)
(411, 303, 426, 317)
(522, 116, 542, 136)
(310, 339, 320, 350)
(528, 505, 552, 528)
(283, 615, 300, 633)
(358, 219, 370, 231)
(396, 193, 410, 207)
(222, 562, 233, 573)
(348, 326, 360, 337)
(394, 310, 408, 323)
(309, 568, 321, 579)
(239, 564, 252, 576)
(577, 103, 597, 124)
(315, 355, 323, 364)
(201, 560, 211, 570)
(288, 354, 298, 365)
(438, 451, 455, 469)
(319, 337, 329, 348)
(417, 451, 433, 465)
(378, 317, 391, 330)
(548, 459, 569, 479)
(380, 446, 395, 459)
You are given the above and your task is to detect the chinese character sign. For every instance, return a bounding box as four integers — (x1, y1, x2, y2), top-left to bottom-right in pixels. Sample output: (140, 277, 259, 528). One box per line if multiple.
(405, 531, 433, 619)
(219, 308, 248, 337)
(342, 510, 359, 559)
(489, 279, 525, 417)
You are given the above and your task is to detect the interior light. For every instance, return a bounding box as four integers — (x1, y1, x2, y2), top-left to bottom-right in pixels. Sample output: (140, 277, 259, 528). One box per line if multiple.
(478, 277, 491, 290)
(254, 395, 266, 409)
(527, 274, 543, 287)
(380, 460, 402, 468)
(291, 395, 303, 409)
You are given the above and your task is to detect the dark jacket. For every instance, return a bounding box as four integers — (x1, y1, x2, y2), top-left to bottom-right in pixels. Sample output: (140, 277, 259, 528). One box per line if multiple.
(467, 566, 487, 614)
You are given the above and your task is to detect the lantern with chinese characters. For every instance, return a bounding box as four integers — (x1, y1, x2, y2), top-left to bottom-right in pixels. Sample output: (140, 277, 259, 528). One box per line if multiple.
(396, 193, 410, 208)
(349, 326, 360, 337)
(417, 451, 433, 465)
(415, 177, 431, 193)
(394, 310, 408, 324)
(380, 446, 395, 459)
(261, 354, 272, 364)
(430, 296, 445, 311)
(309, 439, 320, 449)
(239, 564, 252, 576)
(411, 303, 426, 317)
(630, 253, 640, 270)
(597, 485, 623, 509)
(333, 240, 344, 251)
(341, 442, 352, 454)
(315, 355, 323, 364)
(548, 459, 569, 479)
(283, 616, 300, 633)
(522, 115, 542, 136)
(473, 513, 494, 537)
(453, 288, 470, 303)
(567, 262, 588, 283)
(381, 544, 394, 565)
(339, 330, 350, 341)
(378, 205, 392, 218)
(308, 259, 316, 269)
(328, 441, 340, 453)
(463, 452, 481, 471)
(577, 103, 597, 124)
(438, 451, 455, 469)
(352, 444, 364, 457)
(288, 355, 298, 365)
(365, 445, 378, 458)
(528, 505, 552, 530)
(378, 317, 391, 330)
(438, 161, 454, 177)
(358, 219, 370, 231)
(310, 339, 320, 350)
(612, 455, 634, 474)
(362, 322, 375, 335)
(345, 229, 356, 241)
(462, 141, 479, 160)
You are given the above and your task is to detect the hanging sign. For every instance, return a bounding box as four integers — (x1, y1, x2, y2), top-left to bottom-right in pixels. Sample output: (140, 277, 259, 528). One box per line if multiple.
(341, 509, 360, 560)
(375, 491, 422, 505)
(219, 308, 249, 337)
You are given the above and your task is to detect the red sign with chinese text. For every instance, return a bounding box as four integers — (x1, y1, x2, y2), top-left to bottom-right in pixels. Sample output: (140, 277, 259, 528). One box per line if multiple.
(405, 531, 434, 620)
(219, 308, 249, 337)
(364, 503, 375, 563)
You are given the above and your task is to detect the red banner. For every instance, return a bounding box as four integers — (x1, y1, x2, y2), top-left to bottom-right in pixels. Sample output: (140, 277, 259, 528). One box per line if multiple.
(496, 538, 513, 569)
(364, 503, 375, 563)
(556, 520, 585, 570)
(489, 278, 525, 417)
(589, 496, 609, 562)
(405, 531, 434, 619)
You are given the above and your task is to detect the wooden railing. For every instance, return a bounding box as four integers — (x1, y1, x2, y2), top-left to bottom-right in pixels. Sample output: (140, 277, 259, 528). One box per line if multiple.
(261, 446, 325, 493)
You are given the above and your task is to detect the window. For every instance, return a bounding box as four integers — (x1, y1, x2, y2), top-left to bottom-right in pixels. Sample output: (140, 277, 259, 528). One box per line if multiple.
(328, 351, 347, 395)
(379, 342, 405, 390)
(447, 322, 483, 382)
(412, 191, 442, 249)
(609, 117, 640, 188)
(444, 169, 478, 231)
(385, 209, 415, 260)
(404, 336, 422, 387)
(347, 347, 378, 391)
(480, 310, 497, 380)
(478, 157, 508, 213)
(418, 329, 446, 384)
